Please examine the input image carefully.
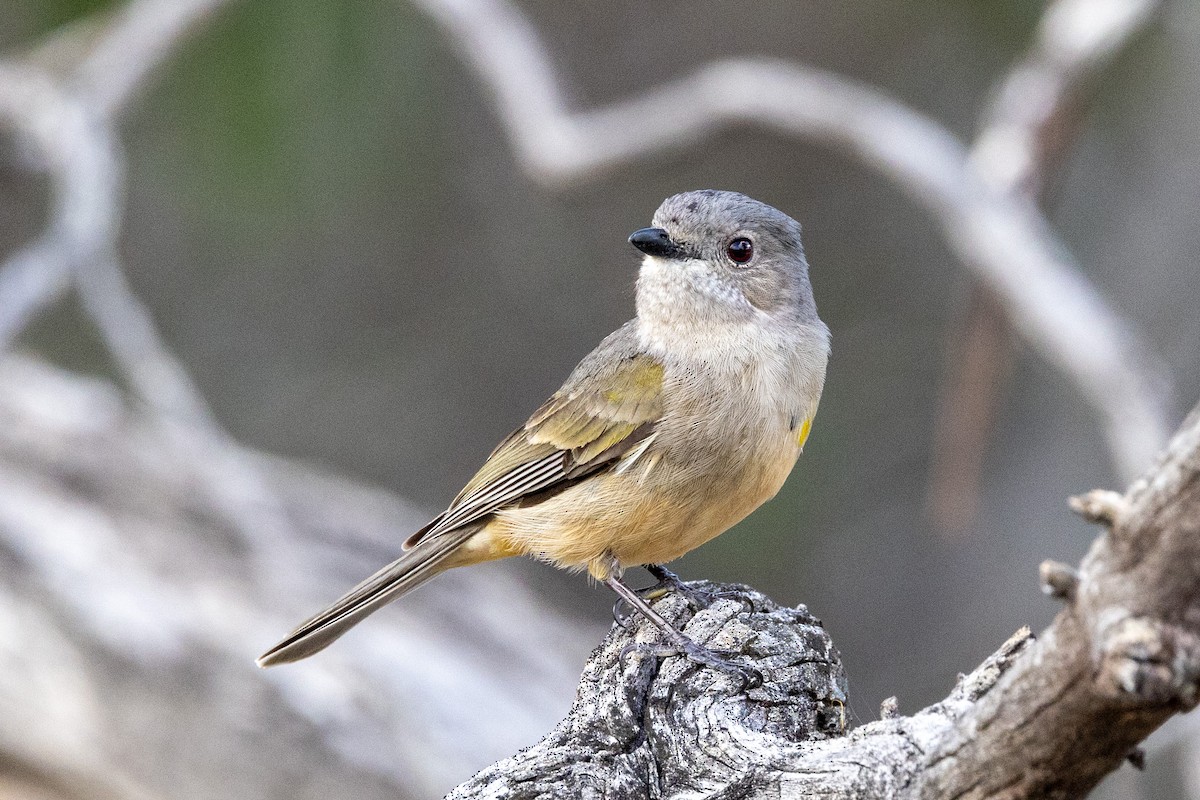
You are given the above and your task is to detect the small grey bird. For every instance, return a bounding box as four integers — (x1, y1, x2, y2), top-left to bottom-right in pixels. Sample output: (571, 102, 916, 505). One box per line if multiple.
(259, 190, 829, 679)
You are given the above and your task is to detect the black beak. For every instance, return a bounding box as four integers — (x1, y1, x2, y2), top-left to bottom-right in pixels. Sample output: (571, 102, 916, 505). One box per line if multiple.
(628, 227, 683, 259)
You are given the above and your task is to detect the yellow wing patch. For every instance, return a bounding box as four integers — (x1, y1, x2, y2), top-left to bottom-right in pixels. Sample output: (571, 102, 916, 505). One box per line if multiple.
(796, 417, 813, 450)
(406, 323, 663, 550)
(527, 356, 664, 459)
(449, 353, 663, 510)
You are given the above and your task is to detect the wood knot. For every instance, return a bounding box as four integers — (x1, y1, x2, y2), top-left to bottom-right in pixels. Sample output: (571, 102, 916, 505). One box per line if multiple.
(1098, 617, 1200, 709)
(1039, 559, 1080, 601)
(1068, 489, 1127, 528)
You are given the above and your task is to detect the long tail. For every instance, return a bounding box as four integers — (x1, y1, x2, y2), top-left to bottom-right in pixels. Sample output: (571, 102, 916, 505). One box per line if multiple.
(256, 525, 478, 667)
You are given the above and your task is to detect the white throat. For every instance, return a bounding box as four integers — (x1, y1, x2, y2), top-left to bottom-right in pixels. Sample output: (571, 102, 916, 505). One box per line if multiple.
(635, 255, 777, 362)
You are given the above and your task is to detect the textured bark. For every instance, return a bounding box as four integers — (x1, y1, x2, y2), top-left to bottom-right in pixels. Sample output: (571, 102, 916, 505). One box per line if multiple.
(915, 417, 1200, 798)
(450, 585, 849, 799)
(452, 404, 1200, 800)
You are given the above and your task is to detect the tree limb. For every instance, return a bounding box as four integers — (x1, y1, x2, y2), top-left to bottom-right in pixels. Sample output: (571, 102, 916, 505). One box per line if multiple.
(0, 353, 588, 798)
(451, 401, 1200, 799)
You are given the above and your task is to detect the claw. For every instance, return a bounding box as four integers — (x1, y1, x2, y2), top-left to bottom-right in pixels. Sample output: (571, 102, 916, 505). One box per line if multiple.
(672, 639, 764, 690)
(619, 640, 679, 667)
(612, 597, 636, 631)
(740, 666, 765, 691)
(620, 640, 762, 689)
(605, 560, 763, 692)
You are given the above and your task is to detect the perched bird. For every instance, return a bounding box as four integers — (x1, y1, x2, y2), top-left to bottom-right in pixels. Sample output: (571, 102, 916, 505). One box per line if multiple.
(258, 190, 829, 678)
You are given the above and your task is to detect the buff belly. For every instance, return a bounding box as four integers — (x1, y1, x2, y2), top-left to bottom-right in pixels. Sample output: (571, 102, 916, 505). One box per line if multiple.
(453, 427, 803, 580)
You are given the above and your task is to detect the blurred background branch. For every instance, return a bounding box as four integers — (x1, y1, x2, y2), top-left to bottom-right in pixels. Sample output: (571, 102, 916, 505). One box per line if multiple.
(413, 0, 1172, 487)
(0, 353, 584, 798)
(0, 0, 231, 352)
(930, 0, 1162, 532)
(0, 3, 593, 796)
(0, 0, 311, 588)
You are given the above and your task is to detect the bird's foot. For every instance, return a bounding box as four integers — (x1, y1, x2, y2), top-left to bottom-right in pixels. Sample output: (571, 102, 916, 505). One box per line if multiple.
(642, 564, 753, 614)
(641, 563, 688, 600)
(613, 564, 689, 624)
(611, 596, 638, 631)
(614, 566, 692, 624)
(605, 563, 762, 690)
(620, 637, 763, 691)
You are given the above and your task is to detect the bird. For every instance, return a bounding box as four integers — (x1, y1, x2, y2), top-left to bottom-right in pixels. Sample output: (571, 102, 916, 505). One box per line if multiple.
(257, 190, 829, 679)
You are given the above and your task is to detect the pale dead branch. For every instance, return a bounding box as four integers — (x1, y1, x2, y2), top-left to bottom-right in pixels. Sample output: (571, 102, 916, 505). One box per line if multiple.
(75, 0, 238, 119)
(972, 0, 1160, 195)
(0, 62, 118, 346)
(0, 353, 586, 799)
(930, 0, 1162, 531)
(0, 0, 235, 347)
(0, 0, 314, 581)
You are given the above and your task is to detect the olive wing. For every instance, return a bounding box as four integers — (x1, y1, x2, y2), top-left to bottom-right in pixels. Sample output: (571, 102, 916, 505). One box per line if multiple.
(405, 334, 663, 547)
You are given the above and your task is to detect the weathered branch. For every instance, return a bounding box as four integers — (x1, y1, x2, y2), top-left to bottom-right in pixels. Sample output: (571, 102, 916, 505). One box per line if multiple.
(0, 353, 588, 799)
(0, 0, 317, 586)
(452, 402, 1200, 799)
(449, 585, 851, 800)
(913, 402, 1200, 798)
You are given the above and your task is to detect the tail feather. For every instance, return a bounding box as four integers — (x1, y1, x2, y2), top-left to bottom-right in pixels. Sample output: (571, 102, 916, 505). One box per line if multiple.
(256, 526, 477, 667)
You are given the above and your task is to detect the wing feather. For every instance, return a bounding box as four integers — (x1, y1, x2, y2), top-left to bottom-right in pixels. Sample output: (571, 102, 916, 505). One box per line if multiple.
(406, 322, 663, 548)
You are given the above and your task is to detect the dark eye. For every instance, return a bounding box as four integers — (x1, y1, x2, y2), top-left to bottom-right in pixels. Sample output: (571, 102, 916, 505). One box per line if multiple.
(726, 237, 754, 264)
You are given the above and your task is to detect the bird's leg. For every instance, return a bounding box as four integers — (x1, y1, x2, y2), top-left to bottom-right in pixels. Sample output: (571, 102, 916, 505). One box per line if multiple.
(644, 563, 681, 583)
(642, 563, 688, 600)
(611, 564, 683, 622)
(605, 570, 762, 689)
(643, 563, 753, 613)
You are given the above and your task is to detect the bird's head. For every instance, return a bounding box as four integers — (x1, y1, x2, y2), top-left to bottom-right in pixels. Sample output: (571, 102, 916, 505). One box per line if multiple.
(630, 190, 817, 344)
